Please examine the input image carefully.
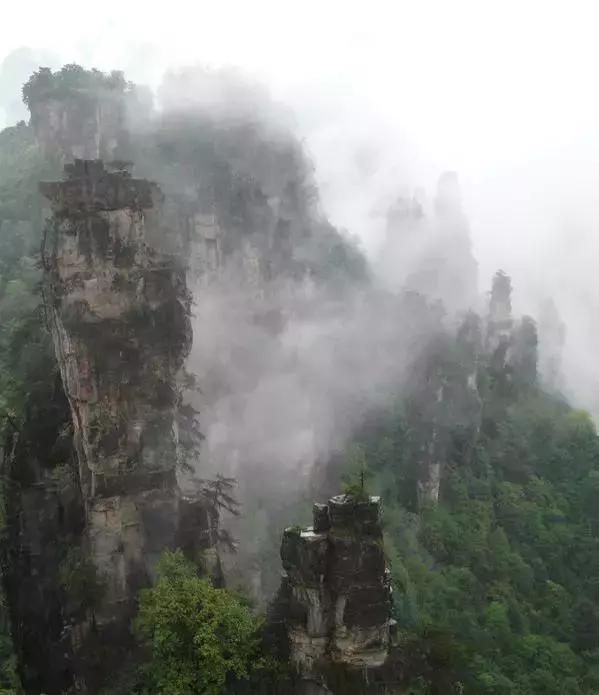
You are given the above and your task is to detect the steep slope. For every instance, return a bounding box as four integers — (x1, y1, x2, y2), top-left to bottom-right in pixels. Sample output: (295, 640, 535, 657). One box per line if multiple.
(339, 272, 599, 694)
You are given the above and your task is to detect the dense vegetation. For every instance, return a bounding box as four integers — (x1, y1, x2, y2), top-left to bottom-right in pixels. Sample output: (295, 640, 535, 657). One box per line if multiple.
(347, 327, 599, 693)
(22, 64, 128, 107)
(133, 551, 273, 695)
(0, 116, 59, 695)
(0, 122, 57, 426)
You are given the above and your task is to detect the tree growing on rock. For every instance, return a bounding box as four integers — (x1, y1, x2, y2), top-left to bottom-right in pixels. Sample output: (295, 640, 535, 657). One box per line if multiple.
(191, 474, 241, 552)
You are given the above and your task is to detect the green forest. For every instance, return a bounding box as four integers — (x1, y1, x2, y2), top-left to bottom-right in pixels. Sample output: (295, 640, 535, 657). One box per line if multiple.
(346, 352, 599, 693)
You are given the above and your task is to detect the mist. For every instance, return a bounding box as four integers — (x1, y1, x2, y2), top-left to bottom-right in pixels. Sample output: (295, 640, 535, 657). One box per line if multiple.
(128, 68, 464, 596)
(2, 0, 599, 589)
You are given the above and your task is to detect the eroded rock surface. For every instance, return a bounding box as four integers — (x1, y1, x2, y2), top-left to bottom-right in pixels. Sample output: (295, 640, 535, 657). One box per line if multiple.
(39, 159, 201, 683)
(277, 494, 393, 693)
(30, 88, 125, 162)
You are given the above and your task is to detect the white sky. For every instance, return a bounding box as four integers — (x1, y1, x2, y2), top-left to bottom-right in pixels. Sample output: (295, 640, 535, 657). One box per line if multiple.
(1, 0, 599, 412)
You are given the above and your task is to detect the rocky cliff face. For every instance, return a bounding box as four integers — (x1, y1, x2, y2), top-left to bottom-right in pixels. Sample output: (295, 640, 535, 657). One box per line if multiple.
(0, 70, 224, 692)
(38, 158, 209, 687)
(276, 494, 393, 693)
(486, 270, 513, 360)
(403, 310, 483, 508)
(29, 86, 126, 163)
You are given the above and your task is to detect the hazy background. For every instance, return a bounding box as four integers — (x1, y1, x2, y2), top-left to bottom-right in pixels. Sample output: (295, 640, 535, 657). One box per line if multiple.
(1, 0, 598, 415)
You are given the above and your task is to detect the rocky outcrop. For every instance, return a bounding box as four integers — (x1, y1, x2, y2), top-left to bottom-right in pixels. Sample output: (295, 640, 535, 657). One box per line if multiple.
(39, 159, 203, 687)
(410, 340, 451, 507)
(407, 312, 483, 507)
(380, 172, 478, 314)
(28, 78, 126, 163)
(277, 494, 393, 693)
(485, 271, 540, 394)
(509, 316, 538, 388)
(486, 269, 513, 359)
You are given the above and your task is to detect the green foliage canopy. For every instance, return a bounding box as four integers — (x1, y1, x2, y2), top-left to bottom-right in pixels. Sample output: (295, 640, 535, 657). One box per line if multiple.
(346, 364, 599, 693)
(134, 550, 263, 695)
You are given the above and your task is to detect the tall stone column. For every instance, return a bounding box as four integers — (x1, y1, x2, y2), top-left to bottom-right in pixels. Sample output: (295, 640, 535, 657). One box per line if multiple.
(40, 159, 192, 628)
(278, 494, 393, 692)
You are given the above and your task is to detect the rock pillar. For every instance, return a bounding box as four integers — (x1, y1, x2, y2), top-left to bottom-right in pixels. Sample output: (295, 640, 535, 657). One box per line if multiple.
(279, 494, 393, 691)
(40, 159, 192, 628)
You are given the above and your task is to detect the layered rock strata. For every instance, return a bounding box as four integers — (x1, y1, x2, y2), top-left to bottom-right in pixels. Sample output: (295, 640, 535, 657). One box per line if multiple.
(30, 85, 125, 162)
(278, 494, 393, 692)
(40, 159, 193, 630)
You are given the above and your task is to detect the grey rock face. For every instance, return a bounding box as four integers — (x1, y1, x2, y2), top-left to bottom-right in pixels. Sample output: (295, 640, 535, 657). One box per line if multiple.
(30, 91, 125, 163)
(279, 494, 392, 690)
(40, 160, 196, 640)
(486, 270, 513, 359)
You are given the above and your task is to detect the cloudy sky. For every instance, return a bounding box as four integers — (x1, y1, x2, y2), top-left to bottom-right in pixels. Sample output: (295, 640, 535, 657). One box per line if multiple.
(1, 0, 599, 412)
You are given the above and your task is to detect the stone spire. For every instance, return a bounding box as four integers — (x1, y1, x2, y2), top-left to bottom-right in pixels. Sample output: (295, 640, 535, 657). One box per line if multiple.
(486, 269, 513, 358)
(277, 494, 393, 693)
(25, 66, 128, 163)
(39, 159, 209, 685)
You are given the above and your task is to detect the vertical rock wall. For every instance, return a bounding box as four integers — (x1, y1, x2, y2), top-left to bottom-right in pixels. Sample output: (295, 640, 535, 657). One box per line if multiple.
(30, 90, 125, 163)
(486, 270, 513, 359)
(278, 494, 393, 693)
(40, 159, 192, 631)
